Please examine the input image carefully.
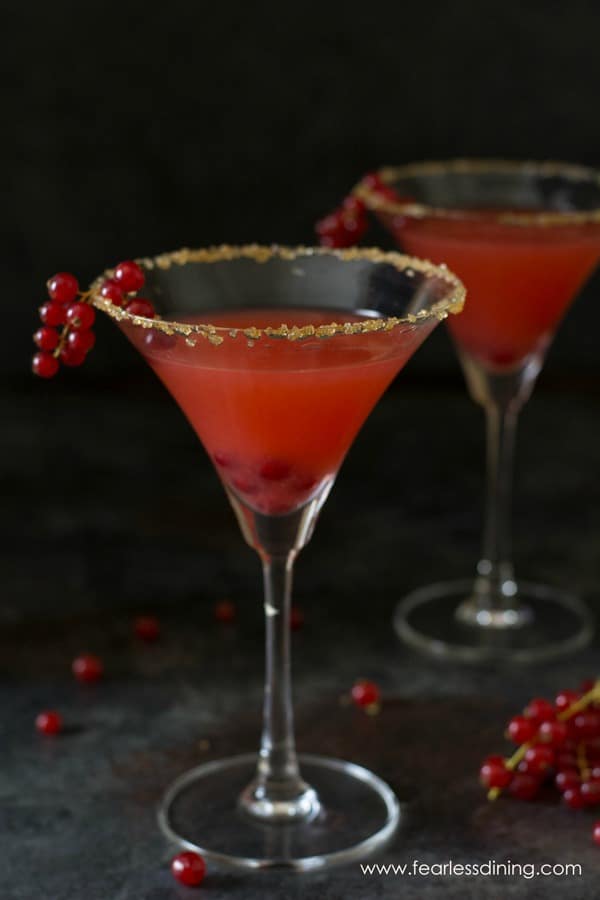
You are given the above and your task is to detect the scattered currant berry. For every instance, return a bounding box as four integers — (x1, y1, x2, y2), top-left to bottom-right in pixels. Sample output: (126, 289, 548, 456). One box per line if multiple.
(290, 606, 304, 631)
(72, 654, 104, 683)
(479, 755, 512, 790)
(563, 787, 585, 809)
(40, 301, 67, 327)
(35, 710, 63, 735)
(125, 298, 155, 318)
(556, 770, 580, 792)
(580, 678, 597, 693)
(555, 689, 580, 712)
(66, 302, 95, 331)
(509, 773, 541, 801)
(67, 330, 96, 355)
(523, 744, 555, 774)
(114, 260, 145, 293)
(47, 272, 79, 305)
(34, 326, 59, 352)
(351, 679, 380, 709)
(134, 616, 160, 642)
(214, 600, 236, 623)
(171, 851, 206, 887)
(60, 345, 87, 368)
(506, 715, 537, 745)
(259, 459, 291, 481)
(99, 279, 125, 306)
(538, 719, 569, 745)
(593, 822, 600, 846)
(556, 751, 578, 771)
(32, 352, 59, 379)
(524, 698, 556, 724)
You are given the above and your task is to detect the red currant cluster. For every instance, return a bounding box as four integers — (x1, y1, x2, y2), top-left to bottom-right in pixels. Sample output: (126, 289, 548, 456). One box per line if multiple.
(480, 679, 600, 845)
(32, 260, 154, 378)
(315, 172, 404, 248)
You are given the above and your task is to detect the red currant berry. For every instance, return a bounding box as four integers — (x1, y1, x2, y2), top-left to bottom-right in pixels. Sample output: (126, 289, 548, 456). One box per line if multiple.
(60, 345, 87, 368)
(479, 755, 512, 789)
(524, 744, 555, 773)
(556, 770, 580, 792)
(47, 272, 79, 305)
(72, 653, 103, 683)
(509, 772, 541, 801)
(342, 195, 366, 217)
(67, 330, 95, 355)
(582, 780, 600, 806)
(40, 301, 67, 327)
(315, 212, 349, 248)
(114, 260, 145, 293)
(171, 850, 206, 887)
(99, 279, 125, 306)
(290, 606, 304, 631)
(34, 326, 59, 351)
(556, 751, 577, 771)
(506, 715, 537, 745)
(259, 459, 291, 481)
(538, 720, 568, 745)
(66, 302, 95, 331)
(555, 689, 580, 712)
(144, 330, 176, 352)
(214, 600, 236, 623)
(32, 352, 59, 378)
(571, 710, 600, 740)
(593, 822, 600, 846)
(524, 697, 556, 724)
(363, 172, 386, 191)
(35, 710, 63, 735)
(340, 210, 368, 242)
(563, 787, 585, 809)
(580, 678, 596, 693)
(351, 679, 380, 708)
(125, 298, 155, 318)
(134, 615, 160, 642)
(213, 452, 233, 468)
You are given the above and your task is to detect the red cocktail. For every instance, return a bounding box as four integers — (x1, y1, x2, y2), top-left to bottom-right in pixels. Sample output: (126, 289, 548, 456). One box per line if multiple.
(357, 161, 600, 663)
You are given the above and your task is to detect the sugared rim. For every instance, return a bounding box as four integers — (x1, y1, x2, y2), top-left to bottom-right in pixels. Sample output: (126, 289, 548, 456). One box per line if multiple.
(354, 159, 600, 226)
(89, 244, 465, 345)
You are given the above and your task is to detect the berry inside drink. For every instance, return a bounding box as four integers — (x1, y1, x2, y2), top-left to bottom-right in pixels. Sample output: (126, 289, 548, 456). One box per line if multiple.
(132, 307, 432, 516)
(390, 211, 600, 369)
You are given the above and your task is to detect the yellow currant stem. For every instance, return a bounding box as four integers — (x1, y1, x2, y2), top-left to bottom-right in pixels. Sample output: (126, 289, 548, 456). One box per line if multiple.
(577, 742, 590, 782)
(487, 679, 600, 802)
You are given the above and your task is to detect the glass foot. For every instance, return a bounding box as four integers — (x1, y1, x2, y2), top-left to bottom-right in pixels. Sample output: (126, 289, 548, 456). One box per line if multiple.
(394, 579, 594, 664)
(158, 753, 400, 871)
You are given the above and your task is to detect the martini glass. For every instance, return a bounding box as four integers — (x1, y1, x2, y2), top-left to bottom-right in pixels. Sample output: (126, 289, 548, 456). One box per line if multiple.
(89, 245, 464, 871)
(356, 160, 600, 664)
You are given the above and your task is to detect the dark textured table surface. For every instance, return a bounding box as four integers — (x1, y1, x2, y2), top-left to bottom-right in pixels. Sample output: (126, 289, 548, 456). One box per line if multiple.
(4, 369, 600, 899)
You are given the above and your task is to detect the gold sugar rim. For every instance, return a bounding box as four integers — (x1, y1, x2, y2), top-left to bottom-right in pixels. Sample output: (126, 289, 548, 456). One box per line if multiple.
(89, 244, 465, 346)
(354, 159, 600, 226)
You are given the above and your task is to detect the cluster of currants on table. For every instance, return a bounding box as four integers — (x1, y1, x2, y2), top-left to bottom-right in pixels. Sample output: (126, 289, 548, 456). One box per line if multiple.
(480, 679, 600, 846)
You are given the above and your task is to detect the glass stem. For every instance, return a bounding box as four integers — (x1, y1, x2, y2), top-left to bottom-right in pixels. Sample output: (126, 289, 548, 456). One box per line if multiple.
(239, 551, 319, 823)
(477, 403, 518, 606)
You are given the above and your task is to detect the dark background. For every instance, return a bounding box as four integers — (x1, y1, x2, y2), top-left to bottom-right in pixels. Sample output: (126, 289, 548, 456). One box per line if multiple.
(4, 5, 600, 898)
(6, 0, 600, 383)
